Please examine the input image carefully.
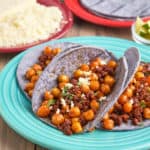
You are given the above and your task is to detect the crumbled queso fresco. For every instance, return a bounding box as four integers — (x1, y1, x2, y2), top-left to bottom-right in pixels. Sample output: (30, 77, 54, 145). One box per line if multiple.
(0, 2, 63, 47)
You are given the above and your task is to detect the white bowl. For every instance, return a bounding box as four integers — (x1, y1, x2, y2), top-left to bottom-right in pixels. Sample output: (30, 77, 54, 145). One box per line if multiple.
(131, 23, 150, 45)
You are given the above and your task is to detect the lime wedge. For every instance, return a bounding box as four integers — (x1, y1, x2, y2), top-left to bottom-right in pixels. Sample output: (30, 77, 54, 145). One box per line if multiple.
(135, 17, 144, 33)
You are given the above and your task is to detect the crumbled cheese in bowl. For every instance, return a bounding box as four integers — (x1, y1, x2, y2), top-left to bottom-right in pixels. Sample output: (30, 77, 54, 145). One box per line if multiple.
(0, 3, 63, 47)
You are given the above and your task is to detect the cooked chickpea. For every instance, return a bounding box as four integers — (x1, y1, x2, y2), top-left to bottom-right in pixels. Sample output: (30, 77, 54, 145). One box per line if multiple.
(42, 100, 48, 106)
(143, 108, 150, 119)
(90, 61, 99, 69)
(81, 84, 90, 93)
(44, 91, 54, 100)
(58, 82, 66, 89)
(62, 105, 69, 112)
(108, 106, 114, 113)
(32, 64, 42, 71)
(107, 60, 117, 68)
(124, 88, 133, 98)
(31, 75, 39, 83)
(118, 94, 128, 104)
(44, 46, 52, 55)
(129, 85, 135, 91)
(94, 57, 101, 64)
(101, 84, 111, 95)
(73, 69, 83, 78)
(103, 119, 114, 130)
(90, 73, 98, 81)
(58, 74, 69, 83)
(104, 75, 115, 86)
(28, 90, 33, 97)
(69, 107, 81, 117)
(83, 109, 94, 121)
(37, 105, 50, 117)
(51, 87, 61, 98)
(123, 102, 133, 113)
(25, 82, 34, 92)
(51, 113, 64, 126)
(80, 64, 89, 71)
(25, 68, 35, 79)
(146, 76, 150, 85)
(90, 81, 100, 91)
(137, 65, 143, 72)
(135, 72, 145, 80)
(96, 91, 104, 98)
(103, 112, 109, 120)
(71, 118, 79, 123)
(90, 100, 100, 110)
(71, 122, 83, 133)
(52, 48, 61, 55)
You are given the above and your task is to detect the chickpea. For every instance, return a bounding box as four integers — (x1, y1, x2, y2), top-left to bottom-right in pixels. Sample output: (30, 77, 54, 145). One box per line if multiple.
(137, 65, 143, 72)
(135, 72, 144, 80)
(31, 75, 39, 83)
(51, 113, 64, 126)
(62, 105, 69, 112)
(108, 106, 114, 113)
(90, 81, 100, 91)
(103, 119, 114, 130)
(146, 76, 150, 85)
(118, 94, 128, 104)
(37, 105, 50, 117)
(42, 100, 48, 106)
(71, 122, 83, 133)
(90, 61, 99, 69)
(103, 112, 109, 120)
(90, 100, 100, 110)
(52, 48, 61, 55)
(28, 90, 33, 97)
(143, 108, 150, 119)
(44, 91, 54, 100)
(96, 91, 104, 98)
(80, 64, 89, 71)
(44, 46, 52, 55)
(94, 57, 101, 64)
(32, 64, 42, 71)
(123, 102, 133, 113)
(73, 69, 83, 78)
(107, 60, 117, 68)
(104, 75, 115, 86)
(69, 107, 81, 117)
(58, 74, 69, 83)
(101, 84, 111, 95)
(83, 109, 94, 121)
(81, 84, 90, 93)
(124, 88, 133, 98)
(129, 84, 135, 91)
(45, 60, 50, 65)
(90, 73, 98, 81)
(71, 118, 79, 123)
(58, 82, 66, 89)
(51, 87, 61, 98)
(25, 68, 35, 79)
(25, 82, 34, 92)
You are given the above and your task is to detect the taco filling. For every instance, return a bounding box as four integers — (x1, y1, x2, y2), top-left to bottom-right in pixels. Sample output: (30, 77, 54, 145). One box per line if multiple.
(24, 46, 61, 97)
(101, 63, 150, 130)
(36, 57, 117, 135)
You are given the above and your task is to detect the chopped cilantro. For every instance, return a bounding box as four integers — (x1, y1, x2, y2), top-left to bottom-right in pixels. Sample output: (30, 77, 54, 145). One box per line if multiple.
(140, 100, 146, 108)
(47, 99, 56, 107)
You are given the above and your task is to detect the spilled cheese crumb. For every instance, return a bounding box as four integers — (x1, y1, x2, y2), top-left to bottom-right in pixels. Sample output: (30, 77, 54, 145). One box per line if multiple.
(0, 2, 63, 47)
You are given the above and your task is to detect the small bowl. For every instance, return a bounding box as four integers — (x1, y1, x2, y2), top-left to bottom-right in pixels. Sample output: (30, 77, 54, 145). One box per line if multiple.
(131, 23, 150, 45)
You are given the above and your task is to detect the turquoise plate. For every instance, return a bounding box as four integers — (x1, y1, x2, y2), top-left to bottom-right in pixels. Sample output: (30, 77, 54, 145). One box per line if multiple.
(0, 37, 150, 150)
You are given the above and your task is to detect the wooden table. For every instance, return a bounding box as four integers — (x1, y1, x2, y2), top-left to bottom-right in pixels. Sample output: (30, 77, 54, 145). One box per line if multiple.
(0, 17, 132, 150)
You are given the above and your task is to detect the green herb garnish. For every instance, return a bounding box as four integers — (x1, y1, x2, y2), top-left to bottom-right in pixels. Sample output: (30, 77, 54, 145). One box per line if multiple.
(47, 99, 56, 107)
(140, 100, 146, 108)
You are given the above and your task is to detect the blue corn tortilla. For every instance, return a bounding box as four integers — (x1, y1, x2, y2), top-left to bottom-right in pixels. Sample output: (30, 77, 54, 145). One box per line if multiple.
(32, 45, 129, 133)
(80, 0, 150, 20)
(16, 42, 83, 100)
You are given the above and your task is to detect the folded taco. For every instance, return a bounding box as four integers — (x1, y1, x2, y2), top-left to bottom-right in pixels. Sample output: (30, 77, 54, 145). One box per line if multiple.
(32, 45, 128, 135)
(16, 42, 82, 99)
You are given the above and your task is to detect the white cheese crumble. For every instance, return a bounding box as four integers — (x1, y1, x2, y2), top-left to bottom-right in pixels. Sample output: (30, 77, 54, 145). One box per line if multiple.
(56, 108, 60, 114)
(65, 83, 73, 89)
(81, 93, 86, 98)
(71, 101, 74, 108)
(83, 71, 92, 77)
(101, 60, 107, 65)
(60, 98, 66, 106)
(78, 77, 90, 86)
(129, 99, 134, 105)
(99, 96, 107, 102)
(0, 2, 63, 47)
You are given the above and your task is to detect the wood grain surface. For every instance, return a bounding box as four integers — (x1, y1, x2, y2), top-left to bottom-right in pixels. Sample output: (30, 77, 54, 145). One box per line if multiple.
(0, 17, 132, 150)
